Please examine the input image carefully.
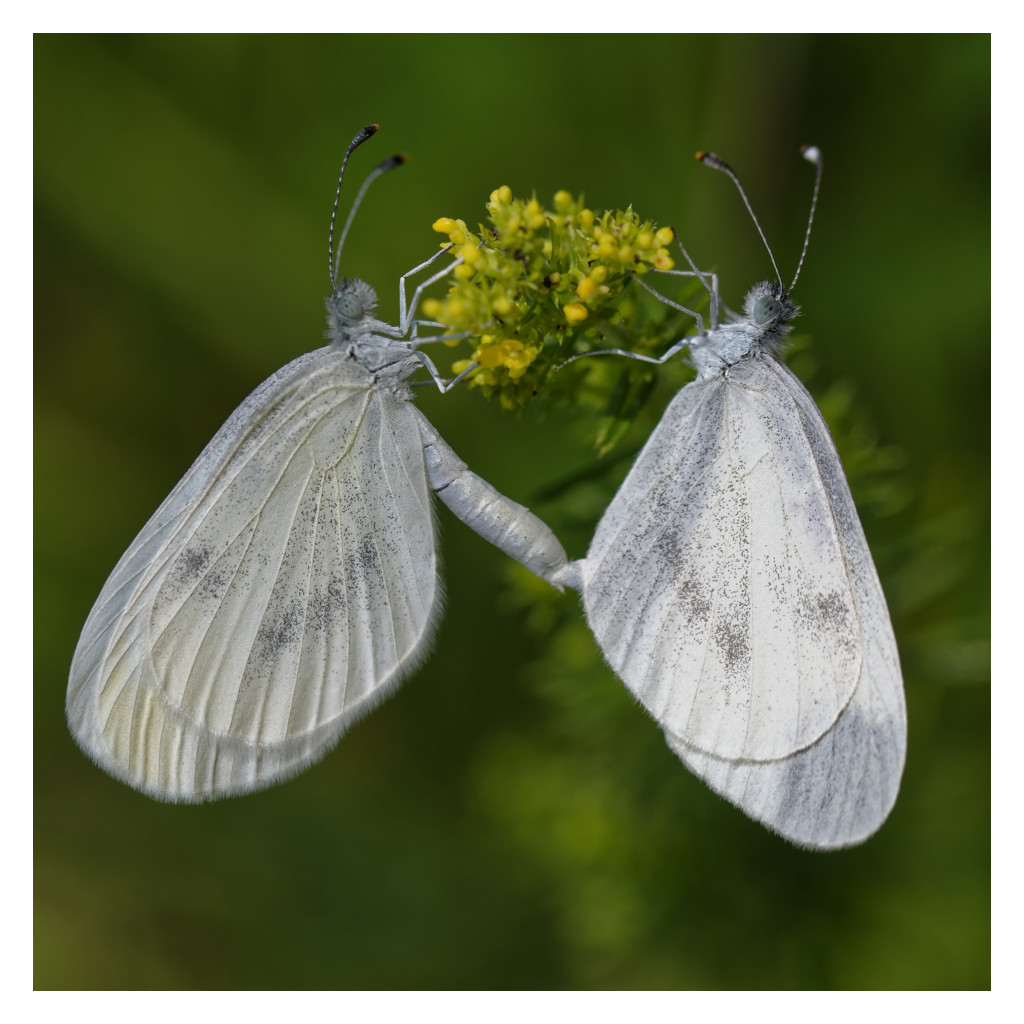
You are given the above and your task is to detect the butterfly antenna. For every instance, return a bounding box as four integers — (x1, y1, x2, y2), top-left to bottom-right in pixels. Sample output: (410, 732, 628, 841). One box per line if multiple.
(697, 150, 783, 293)
(788, 145, 822, 294)
(327, 125, 407, 288)
(333, 153, 407, 285)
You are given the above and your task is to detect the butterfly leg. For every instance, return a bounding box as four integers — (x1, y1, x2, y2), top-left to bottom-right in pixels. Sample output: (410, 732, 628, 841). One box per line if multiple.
(393, 245, 456, 330)
(412, 350, 480, 393)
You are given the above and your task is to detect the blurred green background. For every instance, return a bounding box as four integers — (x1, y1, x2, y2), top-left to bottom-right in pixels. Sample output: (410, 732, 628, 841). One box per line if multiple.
(35, 35, 989, 989)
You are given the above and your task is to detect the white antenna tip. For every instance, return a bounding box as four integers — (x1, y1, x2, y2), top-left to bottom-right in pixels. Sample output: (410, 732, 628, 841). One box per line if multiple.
(801, 145, 822, 166)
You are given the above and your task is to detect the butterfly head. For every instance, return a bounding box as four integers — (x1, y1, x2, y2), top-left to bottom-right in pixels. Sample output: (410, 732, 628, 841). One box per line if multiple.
(325, 277, 379, 341)
(743, 281, 799, 354)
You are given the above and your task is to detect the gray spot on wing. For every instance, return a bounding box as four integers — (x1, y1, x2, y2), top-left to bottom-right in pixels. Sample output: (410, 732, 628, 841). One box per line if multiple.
(713, 619, 750, 671)
(677, 578, 713, 625)
(178, 546, 212, 581)
(255, 600, 303, 655)
(800, 588, 858, 657)
(305, 577, 347, 632)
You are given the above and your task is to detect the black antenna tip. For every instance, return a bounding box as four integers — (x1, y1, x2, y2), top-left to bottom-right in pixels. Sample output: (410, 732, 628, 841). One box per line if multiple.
(697, 151, 734, 175)
(373, 154, 406, 174)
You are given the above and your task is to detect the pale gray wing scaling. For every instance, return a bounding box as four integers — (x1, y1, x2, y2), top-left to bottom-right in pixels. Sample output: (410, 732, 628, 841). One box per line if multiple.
(583, 356, 862, 761)
(664, 359, 906, 849)
(67, 346, 441, 801)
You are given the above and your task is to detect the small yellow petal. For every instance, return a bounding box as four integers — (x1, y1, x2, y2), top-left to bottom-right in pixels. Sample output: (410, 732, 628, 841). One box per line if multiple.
(432, 217, 457, 234)
(478, 342, 506, 368)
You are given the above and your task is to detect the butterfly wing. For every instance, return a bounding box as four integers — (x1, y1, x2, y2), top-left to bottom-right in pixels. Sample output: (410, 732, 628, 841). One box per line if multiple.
(665, 357, 906, 848)
(67, 346, 440, 801)
(666, 662, 904, 849)
(582, 356, 866, 762)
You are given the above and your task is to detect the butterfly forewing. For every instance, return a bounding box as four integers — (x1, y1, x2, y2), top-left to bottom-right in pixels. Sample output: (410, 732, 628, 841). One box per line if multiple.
(67, 346, 441, 800)
(583, 355, 862, 762)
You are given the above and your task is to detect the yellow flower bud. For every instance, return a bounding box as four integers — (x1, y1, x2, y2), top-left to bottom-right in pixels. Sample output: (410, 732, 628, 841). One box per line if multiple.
(655, 226, 675, 246)
(563, 302, 588, 324)
(432, 217, 457, 234)
(636, 231, 653, 249)
(576, 276, 597, 300)
(553, 190, 573, 212)
(579, 208, 595, 229)
(454, 263, 474, 281)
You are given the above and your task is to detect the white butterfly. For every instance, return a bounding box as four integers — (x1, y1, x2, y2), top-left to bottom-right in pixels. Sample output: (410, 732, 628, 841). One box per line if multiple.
(557, 147, 906, 849)
(67, 126, 569, 802)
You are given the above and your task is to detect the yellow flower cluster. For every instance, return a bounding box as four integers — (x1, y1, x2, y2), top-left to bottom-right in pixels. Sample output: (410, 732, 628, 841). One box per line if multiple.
(423, 187, 675, 409)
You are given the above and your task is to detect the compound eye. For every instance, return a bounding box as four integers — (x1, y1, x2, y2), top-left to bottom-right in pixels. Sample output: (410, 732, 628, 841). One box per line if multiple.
(753, 295, 781, 325)
(338, 292, 364, 319)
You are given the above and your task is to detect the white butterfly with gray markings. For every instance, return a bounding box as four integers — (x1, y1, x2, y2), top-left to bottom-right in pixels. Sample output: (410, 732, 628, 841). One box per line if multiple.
(67, 125, 569, 802)
(557, 147, 906, 849)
